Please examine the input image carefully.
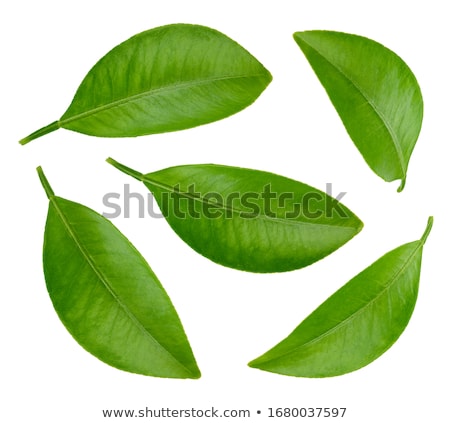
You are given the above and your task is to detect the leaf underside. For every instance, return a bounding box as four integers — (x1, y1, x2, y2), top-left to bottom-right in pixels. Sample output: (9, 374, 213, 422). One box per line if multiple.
(294, 30, 423, 191)
(249, 217, 433, 377)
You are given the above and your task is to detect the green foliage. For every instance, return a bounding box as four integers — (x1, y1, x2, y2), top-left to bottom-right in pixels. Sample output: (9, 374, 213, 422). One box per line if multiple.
(249, 217, 433, 377)
(294, 30, 423, 191)
(38, 167, 200, 378)
(107, 158, 363, 273)
(20, 24, 271, 144)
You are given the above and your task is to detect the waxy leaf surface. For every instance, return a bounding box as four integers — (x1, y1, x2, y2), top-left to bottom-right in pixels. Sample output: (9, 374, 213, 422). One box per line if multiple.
(108, 158, 363, 273)
(37, 167, 200, 379)
(249, 217, 433, 377)
(294, 30, 423, 191)
(20, 24, 271, 144)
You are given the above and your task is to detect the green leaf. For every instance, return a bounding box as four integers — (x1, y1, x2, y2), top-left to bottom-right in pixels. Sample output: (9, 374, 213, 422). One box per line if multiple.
(37, 167, 200, 379)
(293, 30, 423, 192)
(20, 24, 271, 144)
(248, 217, 433, 377)
(107, 158, 363, 273)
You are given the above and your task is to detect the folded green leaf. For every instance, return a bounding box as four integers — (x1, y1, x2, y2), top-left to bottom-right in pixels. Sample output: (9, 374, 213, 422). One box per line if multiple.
(294, 30, 423, 192)
(37, 167, 200, 379)
(20, 24, 272, 144)
(107, 158, 363, 273)
(249, 217, 433, 377)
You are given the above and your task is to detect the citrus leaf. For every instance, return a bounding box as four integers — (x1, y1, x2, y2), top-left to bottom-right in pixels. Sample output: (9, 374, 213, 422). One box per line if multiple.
(37, 167, 200, 379)
(294, 30, 423, 192)
(107, 158, 363, 273)
(249, 217, 433, 377)
(20, 24, 271, 144)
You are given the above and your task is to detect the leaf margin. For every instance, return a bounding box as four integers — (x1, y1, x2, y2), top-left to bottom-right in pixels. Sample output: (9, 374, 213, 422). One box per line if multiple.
(37, 166, 201, 379)
(293, 29, 424, 192)
(248, 216, 433, 377)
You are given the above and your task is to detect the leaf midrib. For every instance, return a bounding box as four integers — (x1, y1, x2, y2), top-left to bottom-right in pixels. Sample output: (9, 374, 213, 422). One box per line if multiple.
(61, 73, 268, 125)
(49, 196, 194, 376)
(298, 35, 406, 178)
(256, 240, 422, 366)
(143, 175, 359, 232)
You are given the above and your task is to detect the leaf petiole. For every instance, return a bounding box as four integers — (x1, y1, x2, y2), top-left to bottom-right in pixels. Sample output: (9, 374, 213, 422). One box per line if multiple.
(106, 157, 144, 181)
(420, 216, 434, 245)
(397, 177, 406, 193)
(19, 121, 60, 145)
(36, 166, 55, 198)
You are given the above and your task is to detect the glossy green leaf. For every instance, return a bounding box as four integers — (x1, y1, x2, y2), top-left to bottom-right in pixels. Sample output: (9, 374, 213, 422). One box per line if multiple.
(249, 217, 433, 377)
(107, 158, 363, 273)
(294, 30, 423, 192)
(37, 167, 200, 379)
(20, 24, 271, 144)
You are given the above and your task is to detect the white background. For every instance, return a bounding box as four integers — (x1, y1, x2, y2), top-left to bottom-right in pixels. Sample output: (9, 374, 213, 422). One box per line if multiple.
(2, 0, 448, 421)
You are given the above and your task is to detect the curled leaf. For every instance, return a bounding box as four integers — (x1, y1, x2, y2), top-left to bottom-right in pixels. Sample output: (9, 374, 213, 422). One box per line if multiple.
(107, 158, 363, 273)
(20, 24, 271, 144)
(249, 217, 433, 377)
(294, 30, 423, 191)
(37, 167, 200, 379)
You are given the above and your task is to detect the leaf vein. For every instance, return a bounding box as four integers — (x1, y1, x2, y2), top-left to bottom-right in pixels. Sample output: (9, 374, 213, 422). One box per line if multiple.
(50, 197, 193, 375)
(143, 177, 357, 232)
(61, 73, 268, 126)
(258, 241, 422, 365)
(299, 37, 406, 177)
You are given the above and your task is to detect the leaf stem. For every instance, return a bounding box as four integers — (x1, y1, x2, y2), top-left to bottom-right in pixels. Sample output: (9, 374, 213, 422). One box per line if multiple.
(106, 157, 144, 181)
(397, 177, 406, 193)
(420, 216, 433, 245)
(19, 121, 60, 145)
(36, 166, 55, 198)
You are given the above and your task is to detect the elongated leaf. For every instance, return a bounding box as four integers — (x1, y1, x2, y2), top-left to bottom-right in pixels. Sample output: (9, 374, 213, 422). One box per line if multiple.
(294, 30, 423, 192)
(37, 167, 200, 379)
(20, 24, 271, 144)
(107, 158, 363, 273)
(249, 217, 433, 377)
